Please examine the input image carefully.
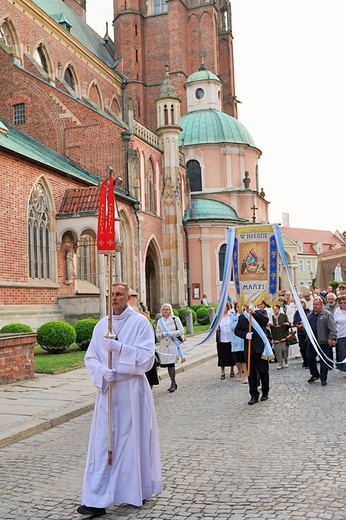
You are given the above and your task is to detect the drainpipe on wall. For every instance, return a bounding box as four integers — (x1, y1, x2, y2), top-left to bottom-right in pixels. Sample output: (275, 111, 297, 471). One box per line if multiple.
(183, 221, 191, 308)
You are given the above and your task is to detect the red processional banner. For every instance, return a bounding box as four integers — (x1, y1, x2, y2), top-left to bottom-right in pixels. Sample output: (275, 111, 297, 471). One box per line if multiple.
(97, 176, 115, 252)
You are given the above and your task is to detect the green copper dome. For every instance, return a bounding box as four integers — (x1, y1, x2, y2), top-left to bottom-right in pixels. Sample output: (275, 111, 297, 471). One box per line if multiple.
(185, 70, 220, 85)
(179, 110, 256, 147)
(183, 198, 249, 223)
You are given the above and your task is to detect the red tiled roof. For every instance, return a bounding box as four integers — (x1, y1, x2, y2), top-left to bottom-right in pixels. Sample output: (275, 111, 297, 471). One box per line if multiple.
(58, 187, 100, 215)
(317, 245, 346, 258)
(280, 227, 344, 255)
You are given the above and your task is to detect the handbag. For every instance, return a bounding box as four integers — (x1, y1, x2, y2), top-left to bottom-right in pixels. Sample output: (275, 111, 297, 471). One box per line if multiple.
(154, 349, 161, 367)
(286, 331, 298, 346)
(173, 316, 185, 343)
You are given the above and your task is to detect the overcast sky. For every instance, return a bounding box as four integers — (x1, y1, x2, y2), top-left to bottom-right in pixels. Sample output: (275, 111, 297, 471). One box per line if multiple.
(86, 0, 346, 234)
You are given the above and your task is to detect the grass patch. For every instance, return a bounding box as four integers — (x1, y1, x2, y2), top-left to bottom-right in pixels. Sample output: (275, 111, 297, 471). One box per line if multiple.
(33, 324, 210, 374)
(34, 344, 85, 374)
(191, 324, 210, 334)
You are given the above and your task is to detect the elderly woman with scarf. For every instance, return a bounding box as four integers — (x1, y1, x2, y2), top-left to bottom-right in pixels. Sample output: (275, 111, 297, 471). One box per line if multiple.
(156, 303, 185, 392)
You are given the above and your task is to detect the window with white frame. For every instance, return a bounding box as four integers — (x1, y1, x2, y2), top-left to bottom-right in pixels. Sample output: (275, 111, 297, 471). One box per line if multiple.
(13, 103, 25, 125)
(153, 0, 167, 14)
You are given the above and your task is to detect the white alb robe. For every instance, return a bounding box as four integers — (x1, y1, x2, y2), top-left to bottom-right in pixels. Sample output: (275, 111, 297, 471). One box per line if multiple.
(81, 305, 162, 508)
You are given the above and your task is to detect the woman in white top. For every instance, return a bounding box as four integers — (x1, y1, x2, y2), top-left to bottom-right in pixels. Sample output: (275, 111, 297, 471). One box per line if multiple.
(334, 295, 346, 373)
(216, 301, 235, 379)
(230, 302, 247, 383)
(156, 303, 185, 392)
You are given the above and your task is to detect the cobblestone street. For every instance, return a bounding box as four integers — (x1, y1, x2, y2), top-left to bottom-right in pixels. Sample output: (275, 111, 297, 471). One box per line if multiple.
(1, 358, 346, 519)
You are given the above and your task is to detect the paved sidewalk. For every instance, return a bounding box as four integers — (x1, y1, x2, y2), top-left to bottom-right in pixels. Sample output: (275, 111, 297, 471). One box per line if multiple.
(0, 333, 216, 449)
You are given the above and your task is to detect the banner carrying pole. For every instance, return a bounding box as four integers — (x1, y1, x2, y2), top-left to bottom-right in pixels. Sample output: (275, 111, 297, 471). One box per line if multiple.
(247, 312, 252, 378)
(97, 166, 116, 466)
(106, 253, 113, 466)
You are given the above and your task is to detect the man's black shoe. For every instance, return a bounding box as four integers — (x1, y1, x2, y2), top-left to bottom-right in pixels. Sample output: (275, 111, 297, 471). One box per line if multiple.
(248, 397, 258, 405)
(77, 505, 107, 517)
(321, 381, 327, 386)
(260, 394, 268, 401)
(307, 376, 320, 383)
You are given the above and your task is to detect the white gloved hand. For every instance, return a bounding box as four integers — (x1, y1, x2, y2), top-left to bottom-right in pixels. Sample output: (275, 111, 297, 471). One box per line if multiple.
(246, 332, 253, 340)
(106, 338, 122, 352)
(103, 368, 116, 382)
(248, 303, 255, 312)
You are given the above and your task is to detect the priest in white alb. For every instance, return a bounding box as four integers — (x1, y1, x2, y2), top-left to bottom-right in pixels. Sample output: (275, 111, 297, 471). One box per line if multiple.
(77, 283, 162, 518)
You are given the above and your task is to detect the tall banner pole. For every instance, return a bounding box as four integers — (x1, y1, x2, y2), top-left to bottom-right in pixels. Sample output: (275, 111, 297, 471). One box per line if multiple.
(97, 166, 116, 466)
(106, 253, 113, 465)
(247, 312, 252, 377)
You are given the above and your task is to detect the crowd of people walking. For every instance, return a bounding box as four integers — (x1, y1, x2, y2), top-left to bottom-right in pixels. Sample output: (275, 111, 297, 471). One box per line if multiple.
(210, 283, 346, 404)
(76, 282, 346, 517)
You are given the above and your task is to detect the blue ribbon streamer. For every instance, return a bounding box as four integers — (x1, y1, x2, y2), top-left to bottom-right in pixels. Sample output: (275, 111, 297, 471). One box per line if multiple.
(197, 228, 235, 345)
(158, 318, 185, 361)
(243, 311, 274, 358)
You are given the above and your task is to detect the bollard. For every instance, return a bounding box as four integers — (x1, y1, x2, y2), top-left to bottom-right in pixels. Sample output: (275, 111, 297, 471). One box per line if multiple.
(186, 309, 193, 334)
(209, 307, 215, 324)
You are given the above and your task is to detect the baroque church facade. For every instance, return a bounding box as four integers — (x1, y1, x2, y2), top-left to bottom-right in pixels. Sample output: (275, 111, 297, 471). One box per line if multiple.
(0, 0, 268, 328)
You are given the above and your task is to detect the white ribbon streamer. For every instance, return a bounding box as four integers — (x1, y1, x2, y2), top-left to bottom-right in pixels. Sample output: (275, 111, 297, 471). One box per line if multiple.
(273, 225, 343, 368)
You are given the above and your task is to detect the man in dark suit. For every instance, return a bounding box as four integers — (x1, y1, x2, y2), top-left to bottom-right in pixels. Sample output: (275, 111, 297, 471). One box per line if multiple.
(235, 308, 270, 405)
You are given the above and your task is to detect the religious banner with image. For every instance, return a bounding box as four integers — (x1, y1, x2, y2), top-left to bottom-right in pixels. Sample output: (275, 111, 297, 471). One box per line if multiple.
(233, 225, 279, 307)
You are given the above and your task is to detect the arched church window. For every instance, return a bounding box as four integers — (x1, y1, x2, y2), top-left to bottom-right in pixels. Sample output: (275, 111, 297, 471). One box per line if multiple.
(219, 243, 234, 282)
(164, 105, 168, 125)
(28, 181, 52, 280)
(64, 66, 76, 91)
(170, 104, 175, 125)
(77, 233, 98, 287)
(89, 82, 102, 108)
(153, 0, 167, 14)
(0, 21, 13, 49)
(219, 244, 226, 281)
(147, 160, 155, 213)
(186, 160, 202, 192)
(34, 44, 49, 73)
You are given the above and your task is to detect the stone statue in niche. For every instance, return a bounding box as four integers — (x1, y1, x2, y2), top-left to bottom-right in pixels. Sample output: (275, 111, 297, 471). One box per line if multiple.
(65, 248, 74, 284)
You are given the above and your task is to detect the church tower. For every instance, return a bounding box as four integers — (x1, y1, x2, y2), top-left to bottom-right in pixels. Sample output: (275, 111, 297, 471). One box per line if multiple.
(156, 66, 185, 306)
(113, 0, 237, 131)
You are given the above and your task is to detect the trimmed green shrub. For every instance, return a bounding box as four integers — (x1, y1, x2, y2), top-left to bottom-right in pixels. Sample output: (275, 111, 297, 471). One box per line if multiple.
(191, 305, 204, 312)
(172, 308, 179, 317)
(196, 307, 210, 325)
(0, 323, 34, 333)
(74, 318, 98, 350)
(178, 307, 197, 325)
(37, 321, 76, 354)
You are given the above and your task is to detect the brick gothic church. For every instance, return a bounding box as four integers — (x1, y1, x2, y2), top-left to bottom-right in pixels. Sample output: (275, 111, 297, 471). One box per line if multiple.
(0, 0, 268, 328)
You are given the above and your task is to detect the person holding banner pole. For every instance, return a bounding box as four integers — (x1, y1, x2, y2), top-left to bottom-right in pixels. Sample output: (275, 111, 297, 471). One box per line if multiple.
(77, 283, 162, 517)
(235, 308, 270, 405)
